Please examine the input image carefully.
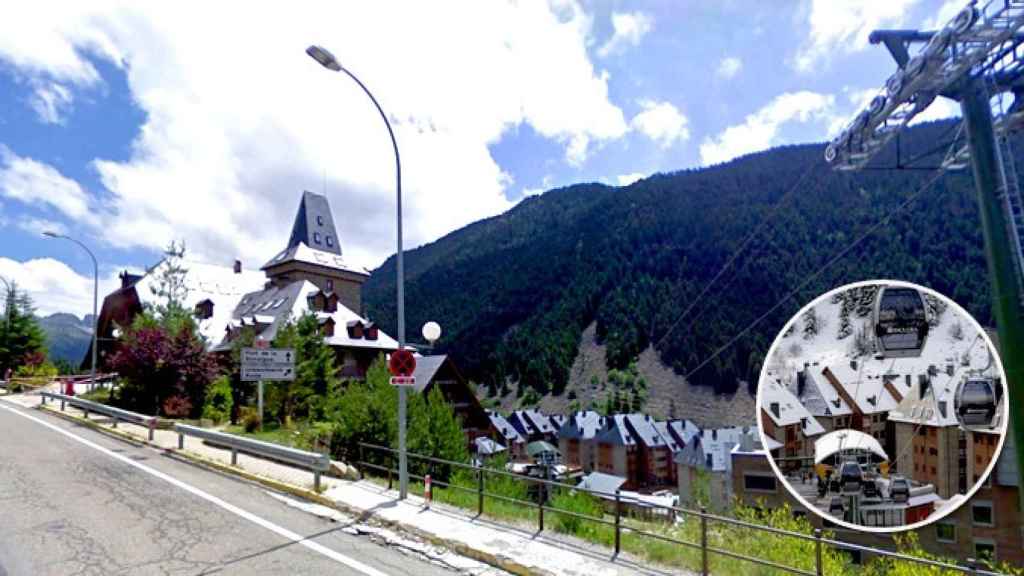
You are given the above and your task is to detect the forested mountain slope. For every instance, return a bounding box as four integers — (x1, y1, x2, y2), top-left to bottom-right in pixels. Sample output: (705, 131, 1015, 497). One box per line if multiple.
(365, 120, 993, 404)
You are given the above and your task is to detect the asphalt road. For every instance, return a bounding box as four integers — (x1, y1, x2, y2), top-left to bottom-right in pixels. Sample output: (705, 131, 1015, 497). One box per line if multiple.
(0, 400, 465, 576)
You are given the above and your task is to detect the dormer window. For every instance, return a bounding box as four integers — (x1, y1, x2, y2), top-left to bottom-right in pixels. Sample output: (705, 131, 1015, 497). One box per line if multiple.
(319, 317, 336, 337)
(313, 232, 322, 244)
(326, 235, 334, 247)
(347, 320, 364, 339)
(317, 215, 323, 226)
(194, 299, 214, 320)
(365, 322, 378, 341)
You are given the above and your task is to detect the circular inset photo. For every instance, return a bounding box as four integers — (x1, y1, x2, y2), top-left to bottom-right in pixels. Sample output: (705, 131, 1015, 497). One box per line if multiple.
(756, 280, 1008, 532)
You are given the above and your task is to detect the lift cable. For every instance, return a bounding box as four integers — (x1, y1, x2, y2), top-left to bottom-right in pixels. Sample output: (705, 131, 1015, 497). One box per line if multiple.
(681, 124, 965, 383)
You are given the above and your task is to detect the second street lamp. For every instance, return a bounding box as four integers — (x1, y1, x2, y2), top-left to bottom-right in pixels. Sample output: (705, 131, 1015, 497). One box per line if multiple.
(43, 232, 99, 378)
(306, 44, 411, 499)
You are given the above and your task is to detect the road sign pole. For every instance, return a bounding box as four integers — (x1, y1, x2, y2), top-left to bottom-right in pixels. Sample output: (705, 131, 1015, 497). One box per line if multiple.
(258, 379, 264, 432)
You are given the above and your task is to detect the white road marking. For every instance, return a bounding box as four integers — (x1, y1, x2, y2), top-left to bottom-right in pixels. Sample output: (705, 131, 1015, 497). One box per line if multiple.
(0, 402, 390, 576)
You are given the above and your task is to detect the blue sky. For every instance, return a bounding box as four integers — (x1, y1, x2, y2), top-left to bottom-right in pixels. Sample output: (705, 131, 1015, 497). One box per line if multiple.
(0, 1, 963, 316)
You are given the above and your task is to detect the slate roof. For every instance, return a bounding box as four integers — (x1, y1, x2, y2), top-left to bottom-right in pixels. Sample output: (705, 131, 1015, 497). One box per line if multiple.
(653, 421, 683, 453)
(489, 411, 524, 445)
(675, 426, 756, 473)
(411, 354, 448, 393)
(261, 242, 370, 277)
(595, 415, 636, 447)
(624, 414, 669, 449)
(288, 191, 342, 256)
(577, 472, 627, 497)
(558, 411, 602, 441)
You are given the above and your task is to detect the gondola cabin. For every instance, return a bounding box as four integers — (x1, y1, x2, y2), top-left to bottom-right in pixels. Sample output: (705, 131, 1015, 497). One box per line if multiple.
(955, 377, 999, 430)
(873, 286, 929, 358)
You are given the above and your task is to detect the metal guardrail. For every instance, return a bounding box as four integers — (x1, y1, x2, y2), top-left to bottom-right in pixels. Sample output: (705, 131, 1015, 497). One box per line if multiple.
(175, 424, 330, 491)
(40, 392, 157, 441)
(357, 443, 1004, 576)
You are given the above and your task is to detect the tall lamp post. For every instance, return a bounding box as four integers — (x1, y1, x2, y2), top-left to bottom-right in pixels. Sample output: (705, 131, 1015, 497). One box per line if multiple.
(306, 44, 410, 498)
(43, 232, 98, 378)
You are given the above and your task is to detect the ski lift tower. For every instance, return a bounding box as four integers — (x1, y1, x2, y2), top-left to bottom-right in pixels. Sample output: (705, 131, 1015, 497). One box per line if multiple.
(825, 0, 1024, 502)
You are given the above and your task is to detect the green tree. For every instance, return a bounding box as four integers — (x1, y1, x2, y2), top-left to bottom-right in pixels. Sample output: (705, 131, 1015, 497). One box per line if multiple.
(0, 281, 47, 376)
(407, 386, 470, 482)
(145, 241, 194, 336)
(269, 312, 341, 426)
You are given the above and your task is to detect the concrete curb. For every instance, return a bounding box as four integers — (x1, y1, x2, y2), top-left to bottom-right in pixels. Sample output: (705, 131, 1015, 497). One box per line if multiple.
(33, 403, 545, 576)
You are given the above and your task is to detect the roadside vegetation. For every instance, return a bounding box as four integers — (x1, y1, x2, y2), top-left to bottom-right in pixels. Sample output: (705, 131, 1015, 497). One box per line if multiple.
(0, 280, 57, 391)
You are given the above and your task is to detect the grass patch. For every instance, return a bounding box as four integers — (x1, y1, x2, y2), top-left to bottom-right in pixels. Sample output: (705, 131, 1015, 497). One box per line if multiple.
(225, 422, 305, 447)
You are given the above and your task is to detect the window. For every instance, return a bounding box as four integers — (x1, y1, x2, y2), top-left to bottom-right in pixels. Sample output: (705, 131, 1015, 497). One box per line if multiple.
(974, 540, 996, 562)
(326, 235, 333, 247)
(313, 232, 321, 244)
(972, 501, 994, 526)
(317, 215, 324, 226)
(936, 522, 956, 543)
(743, 474, 777, 493)
(326, 279, 334, 292)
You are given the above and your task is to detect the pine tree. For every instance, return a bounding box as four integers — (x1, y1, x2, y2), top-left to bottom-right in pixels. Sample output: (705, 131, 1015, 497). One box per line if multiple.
(0, 282, 47, 376)
(147, 241, 194, 336)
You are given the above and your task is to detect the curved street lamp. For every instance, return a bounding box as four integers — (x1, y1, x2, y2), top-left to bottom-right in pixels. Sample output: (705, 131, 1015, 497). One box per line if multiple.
(43, 232, 99, 378)
(306, 44, 410, 498)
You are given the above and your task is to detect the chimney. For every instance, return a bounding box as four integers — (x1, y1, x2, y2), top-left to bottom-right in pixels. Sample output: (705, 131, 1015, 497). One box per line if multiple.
(919, 374, 930, 398)
(797, 370, 807, 397)
(938, 401, 948, 419)
(850, 359, 858, 371)
(234, 259, 242, 274)
(770, 402, 781, 418)
(120, 270, 131, 289)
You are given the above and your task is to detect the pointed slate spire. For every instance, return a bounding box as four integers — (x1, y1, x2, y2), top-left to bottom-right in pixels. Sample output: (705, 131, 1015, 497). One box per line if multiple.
(288, 191, 342, 255)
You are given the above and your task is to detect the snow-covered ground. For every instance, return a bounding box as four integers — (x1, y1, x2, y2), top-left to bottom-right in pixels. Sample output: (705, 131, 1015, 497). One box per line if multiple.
(764, 284, 1000, 412)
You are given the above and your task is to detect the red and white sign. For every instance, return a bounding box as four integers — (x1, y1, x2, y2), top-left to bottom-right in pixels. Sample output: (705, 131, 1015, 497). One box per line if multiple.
(388, 349, 417, 377)
(389, 376, 416, 387)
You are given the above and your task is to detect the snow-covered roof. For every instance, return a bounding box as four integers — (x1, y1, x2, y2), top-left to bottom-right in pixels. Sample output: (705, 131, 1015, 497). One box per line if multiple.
(558, 410, 602, 440)
(475, 437, 506, 455)
(887, 373, 961, 427)
(218, 280, 398, 352)
(132, 259, 267, 345)
(665, 419, 701, 447)
(813, 429, 888, 464)
(489, 411, 524, 445)
(653, 421, 683, 453)
(761, 379, 826, 437)
(262, 242, 370, 277)
(675, 426, 756, 472)
(822, 362, 905, 415)
(625, 414, 669, 449)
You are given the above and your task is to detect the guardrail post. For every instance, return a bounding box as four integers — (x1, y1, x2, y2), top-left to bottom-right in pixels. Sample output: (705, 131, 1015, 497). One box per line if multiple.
(178, 432, 184, 450)
(700, 506, 709, 576)
(83, 407, 89, 419)
(40, 394, 45, 406)
(814, 528, 823, 575)
(388, 453, 394, 491)
(614, 489, 622, 557)
(477, 465, 484, 516)
(60, 399, 65, 411)
(537, 478, 544, 532)
(148, 420, 155, 442)
(967, 557, 979, 575)
(231, 448, 238, 466)
(314, 470, 322, 492)
(112, 416, 118, 429)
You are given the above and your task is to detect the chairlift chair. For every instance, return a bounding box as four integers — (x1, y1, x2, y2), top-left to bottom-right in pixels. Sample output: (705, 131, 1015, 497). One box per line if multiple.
(873, 286, 929, 358)
(839, 461, 864, 495)
(889, 476, 910, 503)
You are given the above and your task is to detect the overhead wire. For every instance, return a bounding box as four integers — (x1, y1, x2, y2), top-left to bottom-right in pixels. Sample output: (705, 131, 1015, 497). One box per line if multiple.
(683, 122, 966, 383)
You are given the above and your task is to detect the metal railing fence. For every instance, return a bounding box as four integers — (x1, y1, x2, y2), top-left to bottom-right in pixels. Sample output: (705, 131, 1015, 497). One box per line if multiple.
(356, 442, 1004, 576)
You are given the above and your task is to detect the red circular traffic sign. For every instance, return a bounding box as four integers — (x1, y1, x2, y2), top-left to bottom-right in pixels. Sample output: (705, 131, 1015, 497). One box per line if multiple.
(389, 349, 416, 377)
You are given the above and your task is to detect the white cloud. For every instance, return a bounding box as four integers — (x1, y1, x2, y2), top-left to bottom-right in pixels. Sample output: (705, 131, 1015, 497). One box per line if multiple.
(700, 91, 835, 166)
(0, 146, 98, 227)
(716, 56, 742, 79)
(598, 11, 653, 57)
(617, 172, 645, 186)
(0, 2, 629, 269)
(17, 217, 66, 237)
(794, 0, 919, 72)
(922, 0, 965, 30)
(0, 257, 122, 317)
(29, 81, 74, 125)
(630, 100, 689, 148)
(909, 96, 960, 125)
